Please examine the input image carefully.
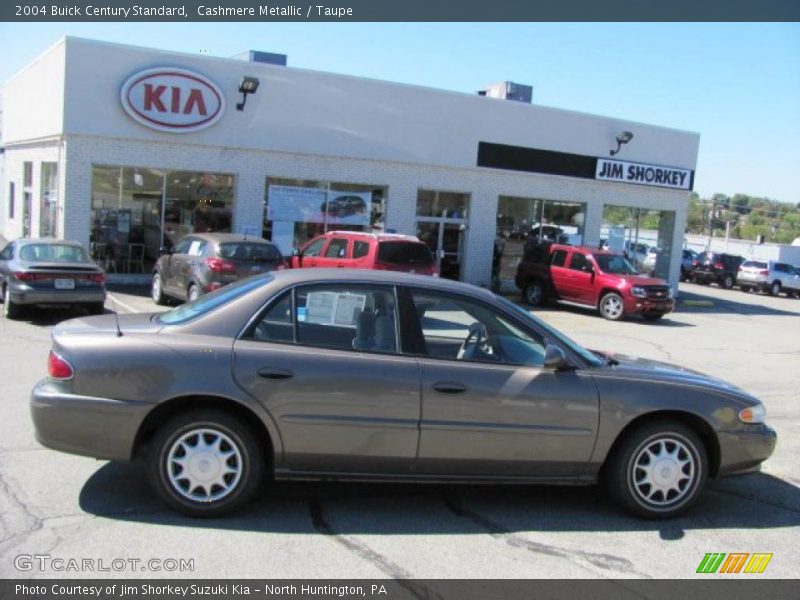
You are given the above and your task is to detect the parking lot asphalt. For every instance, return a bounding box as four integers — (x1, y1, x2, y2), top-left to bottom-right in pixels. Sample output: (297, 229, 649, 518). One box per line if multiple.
(0, 280, 798, 580)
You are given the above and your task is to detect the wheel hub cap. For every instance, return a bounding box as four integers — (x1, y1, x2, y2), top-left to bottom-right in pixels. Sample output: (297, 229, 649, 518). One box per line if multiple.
(167, 428, 242, 503)
(631, 437, 695, 507)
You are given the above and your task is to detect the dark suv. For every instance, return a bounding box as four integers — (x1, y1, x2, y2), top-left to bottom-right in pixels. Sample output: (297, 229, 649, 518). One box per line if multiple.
(152, 233, 285, 304)
(689, 252, 744, 289)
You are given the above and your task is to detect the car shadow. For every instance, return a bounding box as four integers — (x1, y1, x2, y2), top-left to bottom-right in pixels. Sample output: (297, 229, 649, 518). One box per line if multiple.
(78, 463, 800, 540)
(12, 305, 101, 327)
(520, 303, 695, 328)
(677, 288, 800, 317)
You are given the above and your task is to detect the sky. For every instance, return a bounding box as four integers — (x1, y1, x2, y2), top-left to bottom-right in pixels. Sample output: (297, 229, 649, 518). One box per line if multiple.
(0, 22, 798, 204)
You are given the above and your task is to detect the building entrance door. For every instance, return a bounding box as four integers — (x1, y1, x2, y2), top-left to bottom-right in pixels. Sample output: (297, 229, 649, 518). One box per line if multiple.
(416, 216, 466, 280)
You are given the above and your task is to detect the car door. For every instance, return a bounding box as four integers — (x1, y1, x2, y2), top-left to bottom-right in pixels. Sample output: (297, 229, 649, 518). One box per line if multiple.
(405, 288, 599, 478)
(232, 282, 421, 475)
(0, 242, 14, 285)
(548, 248, 574, 301)
(295, 237, 326, 268)
(559, 251, 595, 306)
(161, 237, 193, 295)
(315, 237, 352, 269)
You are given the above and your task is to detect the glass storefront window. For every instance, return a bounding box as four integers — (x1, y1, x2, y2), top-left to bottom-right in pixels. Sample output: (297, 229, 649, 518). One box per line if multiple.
(90, 165, 235, 272)
(494, 196, 586, 283)
(416, 189, 468, 219)
(263, 177, 386, 256)
(602, 205, 675, 280)
(39, 162, 58, 238)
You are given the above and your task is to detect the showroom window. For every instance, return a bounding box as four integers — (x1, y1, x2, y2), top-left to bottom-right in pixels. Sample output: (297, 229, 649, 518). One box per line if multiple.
(22, 162, 33, 237)
(602, 205, 676, 280)
(263, 177, 386, 256)
(494, 196, 586, 283)
(7, 182, 14, 219)
(89, 165, 235, 272)
(39, 162, 58, 238)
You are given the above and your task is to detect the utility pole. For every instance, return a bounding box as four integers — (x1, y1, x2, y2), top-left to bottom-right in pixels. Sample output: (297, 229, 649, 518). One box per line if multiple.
(706, 197, 716, 251)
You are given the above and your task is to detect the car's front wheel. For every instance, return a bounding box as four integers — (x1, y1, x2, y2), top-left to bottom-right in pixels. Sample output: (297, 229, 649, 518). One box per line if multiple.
(770, 281, 782, 297)
(187, 284, 200, 303)
(147, 410, 265, 517)
(605, 421, 708, 518)
(599, 292, 625, 321)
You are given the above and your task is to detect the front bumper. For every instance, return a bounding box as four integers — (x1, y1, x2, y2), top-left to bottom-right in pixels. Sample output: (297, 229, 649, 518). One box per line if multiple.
(624, 296, 675, 315)
(716, 424, 777, 477)
(31, 379, 152, 461)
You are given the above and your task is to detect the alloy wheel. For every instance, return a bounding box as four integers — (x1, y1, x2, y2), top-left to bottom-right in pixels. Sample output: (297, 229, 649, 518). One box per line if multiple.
(600, 294, 624, 320)
(629, 436, 695, 508)
(166, 428, 243, 503)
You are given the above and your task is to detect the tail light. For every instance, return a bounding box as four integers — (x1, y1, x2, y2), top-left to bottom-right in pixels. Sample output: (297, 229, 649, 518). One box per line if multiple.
(758, 269, 769, 276)
(14, 272, 40, 281)
(691, 260, 699, 266)
(714, 262, 725, 269)
(204, 258, 237, 273)
(88, 273, 105, 284)
(48, 351, 74, 380)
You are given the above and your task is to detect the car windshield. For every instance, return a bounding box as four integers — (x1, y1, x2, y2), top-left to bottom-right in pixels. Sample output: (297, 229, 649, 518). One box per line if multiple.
(19, 244, 88, 263)
(156, 275, 273, 325)
(218, 242, 282, 262)
(495, 295, 604, 367)
(377, 242, 433, 265)
(594, 254, 639, 275)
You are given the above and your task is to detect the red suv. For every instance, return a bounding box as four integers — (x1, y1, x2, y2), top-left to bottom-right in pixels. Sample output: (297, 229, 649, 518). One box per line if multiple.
(515, 243, 675, 321)
(291, 231, 437, 276)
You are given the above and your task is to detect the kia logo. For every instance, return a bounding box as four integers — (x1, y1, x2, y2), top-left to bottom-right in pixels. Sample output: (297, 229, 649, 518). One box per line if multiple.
(120, 68, 225, 133)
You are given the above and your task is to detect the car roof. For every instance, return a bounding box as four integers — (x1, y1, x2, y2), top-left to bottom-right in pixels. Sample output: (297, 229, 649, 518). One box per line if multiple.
(183, 233, 275, 244)
(15, 238, 85, 248)
(268, 268, 497, 299)
(323, 231, 422, 242)
(549, 244, 618, 257)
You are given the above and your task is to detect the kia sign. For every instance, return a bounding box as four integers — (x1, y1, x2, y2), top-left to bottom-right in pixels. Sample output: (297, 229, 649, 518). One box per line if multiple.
(120, 68, 225, 133)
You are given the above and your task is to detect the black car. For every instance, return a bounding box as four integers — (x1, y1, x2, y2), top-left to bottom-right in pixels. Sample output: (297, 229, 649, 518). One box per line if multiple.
(690, 252, 744, 289)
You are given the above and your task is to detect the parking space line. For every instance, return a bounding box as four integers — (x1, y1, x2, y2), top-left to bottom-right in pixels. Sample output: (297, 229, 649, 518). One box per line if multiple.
(106, 293, 139, 314)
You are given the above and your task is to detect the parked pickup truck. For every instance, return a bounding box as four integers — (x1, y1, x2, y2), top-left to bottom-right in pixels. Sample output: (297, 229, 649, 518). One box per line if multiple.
(515, 243, 675, 321)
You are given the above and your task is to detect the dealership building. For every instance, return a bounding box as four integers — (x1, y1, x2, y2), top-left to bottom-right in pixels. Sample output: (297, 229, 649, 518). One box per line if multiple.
(0, 36, 699, 286)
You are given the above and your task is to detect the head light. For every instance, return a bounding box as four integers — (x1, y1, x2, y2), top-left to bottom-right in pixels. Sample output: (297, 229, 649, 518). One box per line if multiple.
(631, 286, 647, 298)
(739, 403, 766, 424)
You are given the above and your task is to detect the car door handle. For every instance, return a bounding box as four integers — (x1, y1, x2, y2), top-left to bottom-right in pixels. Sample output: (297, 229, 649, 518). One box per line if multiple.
(257, 368, 294, 380)
(433, 381, 467, 394)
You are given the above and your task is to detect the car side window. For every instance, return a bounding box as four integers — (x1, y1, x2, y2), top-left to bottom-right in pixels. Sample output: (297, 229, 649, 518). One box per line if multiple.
(0, 244, 12, 261)
(569, 253, 590, 272)
(353, 241, 370, 259)
(551, 249, 568, 267)
(247, 284, 399, 354)
(409, 290, 546, 367)
(302, 238, 326, 257)
(188, 240, 206, 257)
(324, 238, 349, 259)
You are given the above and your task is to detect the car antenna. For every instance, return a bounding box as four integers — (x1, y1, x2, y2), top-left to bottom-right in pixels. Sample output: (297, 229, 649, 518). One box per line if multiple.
(108, 293, 123, 337)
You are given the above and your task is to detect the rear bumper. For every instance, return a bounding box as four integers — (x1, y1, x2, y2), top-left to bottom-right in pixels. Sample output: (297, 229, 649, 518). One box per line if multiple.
(31, 379, 151, 461)
(691, 270, 720, 284)
(9, 286, 105, 306)
(736, 274, 768, 288)
(716, 425, 777, 477)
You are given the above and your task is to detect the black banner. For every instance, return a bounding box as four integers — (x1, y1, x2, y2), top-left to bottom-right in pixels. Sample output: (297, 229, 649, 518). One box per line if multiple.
(2, 0, 800, 22)
(3, 580, 800, 600)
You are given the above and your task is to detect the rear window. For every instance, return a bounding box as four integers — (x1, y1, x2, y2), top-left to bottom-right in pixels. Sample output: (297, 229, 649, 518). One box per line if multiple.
(743, 261, 767, 269)
(377, 242, 433, 265)
(218, 242, 281, 262)
(19, 244, 88, 263)
(157, 275, 272, 325)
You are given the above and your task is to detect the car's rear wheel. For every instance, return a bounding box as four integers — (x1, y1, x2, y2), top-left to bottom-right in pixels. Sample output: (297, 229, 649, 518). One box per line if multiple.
(722, 274, 734, 289)
(147, 410, 264, 517)
(2, 285, 22, 320)
(523, 280, 545, 306)
(599, 292, 625, 321)
(605, 421, 707, 518)
(187, 284, 200, 303)
(770, 281, 781, 297)
(151, 272, 167, 305)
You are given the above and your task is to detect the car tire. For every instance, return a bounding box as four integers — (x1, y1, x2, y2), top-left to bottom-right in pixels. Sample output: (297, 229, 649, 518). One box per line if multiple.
(523, 280, 545, 307)
(770, 281, 781, 297)
(2, 285, 22, 320)
(147, 410, 265, 517)
(642, 313, 663, 322)
(187, 284, 200, 303)
(151, 272, 167, 306)
(605, 420, 708, 519)
(599, 292, 625, 321)
(722, 274, 734, 289)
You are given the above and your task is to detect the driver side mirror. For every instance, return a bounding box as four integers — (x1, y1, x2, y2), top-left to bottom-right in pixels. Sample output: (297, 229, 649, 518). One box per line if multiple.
(543, 344, 572, 370)
(159, 246, 173, 256)
(292, 249, 300, 257)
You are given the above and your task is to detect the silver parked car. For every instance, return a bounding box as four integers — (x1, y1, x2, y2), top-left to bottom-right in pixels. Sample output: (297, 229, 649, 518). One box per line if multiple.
(737, 260, 800, 297)
(0, 238, 106, 319)
(31, 270, 775, 518)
